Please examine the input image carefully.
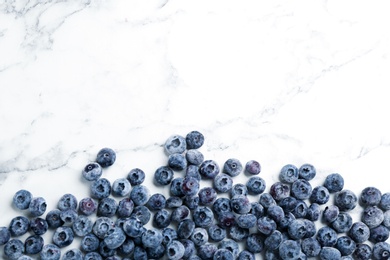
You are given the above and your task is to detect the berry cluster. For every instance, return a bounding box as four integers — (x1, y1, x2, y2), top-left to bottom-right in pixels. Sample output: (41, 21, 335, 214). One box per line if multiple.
(1, 130, 390, 259)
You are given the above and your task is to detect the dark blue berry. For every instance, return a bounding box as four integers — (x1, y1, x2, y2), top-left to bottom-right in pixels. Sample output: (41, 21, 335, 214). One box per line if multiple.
(213, 173, 233, 193)
(40, 243, 61, 260)
(45, 209, 64, 229)
(369, 225, 390, 243)
(353, 243, 372, 260)
(130, 185, 150, 206)
(301, 237, 321, 257)
(298, 163, 316, 180)
(165, 135, 186, 154)
(250, 202, 265, 219)
(292, 199, 308, 218)
(166, 196, 183, 208)
(146, 193, 166, 211)
(332, 212, 353, 233)
(349, 222, 370, 243)
(288, 219, 307, 240)
(141, 229, 163, 248)
(84, 252, 103, 260)
(0, 227, 10, 246)
(217, 211, 236, 228)
(245, 160, 261, 175)
(213, 248, 234, 260)
(320, 247, 341, 260)
(267, 205, 285, 223)
(270, 182, 290, 201)
(28, 197, 47, 217)
(291, 179, 312, 200)
(24, 234, 44, 255)
(52, 226, 74, 248)
(9, 216, 29, 237)
(116, 198, 134, 219)
(199, 160, 220, 179)
(323, 173, 344, 193)
(186, 131, 204, 149)
(123, 217, 145, 238)
(335, 189, 358, 211)
(171, 177, 186, 197)
(279, 164, 298, 184)
(193, 206, 214, 228)
(230, 183, 248, 197)
(372, 241, 390, 260)
(185, 165, 202, 181)
(207, 224, 226, 242)
(229, 225, 249, 242)
(13, 189, 32, 210)
(316, 226, 338, 247)
(180, 239, 196, 259)
(177, 219, 195, 239)
(322, 205, 339, 224)
(198, 187, 218, 205)
(223, 158, 243, 177)
(336, 235, 357, 256)
(236, 214, 257, 229)
(246, 176, 266, 195)
(168, 153, 187, 171)
(146, 243, 165, 259)
(111, 178, 131, 197)
(361, 205, 384, 228)
(257, 216, 276, 236)
(80, 233, 100, 252)
(306, 202, 321, 221)
(90, 178, 111, 199)
(60, 209, 78, 225)
(310, 185, 330, 204)
(259, 193, 276, 208)
(97, 197, 118, 217)
(58, 193, 78, 211)
(380, 192, 390, 211)
(264, 230, 283, 251)
(27, 217, 47, 236)
(78, 197, 97, 216)
(219, 239, 240, 258)
(131, 205, 151, 225)
(153, 209, 171, 229)
(185, 149, 204, 166)
(183, 195, 199, 210)
(117, 236, 135, 256)
(96, 147, 116, 167)
(238, 250, 255, 260)
(82, 162, 102, 181)
(92, 217, 115, 239)
(198, 243, 218, 260)
(230, 195, 251, 214)
(191, 227, 208, 246)
(4, 238, 24, 259)
(278, 240, 301, 259)
(154, 166, 174, 186)
(166, 240, 185, 260)
(162, 227, 177, 246)
(212, 198, 232, 217)
(133, 246, 148, 260)
(127, 168, 145, 186)
(72, 215, 92, 237)
(171, 205, 190, 223)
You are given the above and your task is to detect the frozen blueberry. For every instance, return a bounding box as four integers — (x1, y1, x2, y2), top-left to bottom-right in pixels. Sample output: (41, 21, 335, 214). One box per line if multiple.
(185, 165, 201, 181)
(111, 178, 131, 197)
(30, 217, 48, 236)
(219, 239, 240, 258)
(165, 135, 187, 154)
(199, 160, 220, 179)
(380, 193, 390, 211)
(171, 177, 186, 197)
(130, 185, 150, 206)
(146, 193, 166, 211)
(291, 179, 312, 200)
(171, 205, 190, 223)
(4, 238, 24, 259)
(278, 240, 301, 259)
(180, 239, 195, 259)
(292, 199, 308, 219)
(213, 248, 234, 260)
(0, 227, 11, 246)
(60, 209, 78, 225)
(45, 209, 64, 229)
(270, 182, 290, 201)
(259, 193, 277, 208)
(310, 186, 330, 205)
(278, 212, 296, 231)
(52, 226, 74, 248)
(238, 250, 255, 260)
(332, 212, 353, 233)
(183, 195, 199, 210)
(223, 158, 243, 177)
(383, 210, 390, 229)
(166, 240, 185, 260)
(212, 198, 232, 217)
(213, 173, 233, 193)
(320, 247, 341, 260)
(166, 196, 183, 208)
(279, 164, 299, 184)
(298, 163, 316, 180)
(288, 219, 307, 240)
(168, 153, 187, 171)
(186, 149, 204, 166)
(193, 206, 214, 228)
(369, 225, 390, 243)
(217, 211, 236, 229)
(349, 222, 370, 243)
(306, 202, 321, 221)
(264, 230, 283, 252)
(257, 216, 277, 236)
(198, 243, 218, 260)
(322, 205, 339, 224)
(236, 214, 257, 229)
(131, 205, 151, 225)
(229, 225, 249, 242)
(162, 227, 177, 246)
(117, 236, 135, 256)
(185, 131, 204, 149)
(316, 226, 338, 247)
(264, 250, 280, 260)
(90, 178, 111, 199)
(336, 235, 357, 256)
(244, 234, 263, 254)
(246, 176, 266, 195)
(324, 173, 344, 193)
(231, 183, 248, 197)
(177, 219, 195, 239)
(190, 227, 208, 246)
(24, 234, 44, 255)
(127, 168, 145, 186)
(198, 187, 218, 205)
(40, 243, 61, 260)
(123, 217, 145, 238)
(58, 194, 78, 211)
(72, 215, 92, 237)
(361, 206, 384, 228)
(153, 209, 171, 229)
(353, 243, 372, 260)
(96, 147, 116, 167)
(80, 233, 100, 252)
(28, 197, 47, 217)
(82, 162, 102, 181)
(84, 252, 103, 260)
(78, 197, 98, 216)
(9, 216, 29, 237)
(102, 226, 126, 250)
(13, 189, 33, 210)
(335, 189, 358, 211)
(372, 241, 390, 260)
(230, 195, 251, 214)
(62, 248, 83, 260)
(250, 202, 265, 219)
(267, 205, 285, 223)
(301, 237, 321, 257)
(360, 187, 382, 206)
(133, 246, 148, 260)
(154, 166, 174, 186)
(245, 160, 261, 175)
(278, 196, 297, 213)
(207, 224, 226, 242)
(92, 217, 115, 239)
(146, 243, 166, 259)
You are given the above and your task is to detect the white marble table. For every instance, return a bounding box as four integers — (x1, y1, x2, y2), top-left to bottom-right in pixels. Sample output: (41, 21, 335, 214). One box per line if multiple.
(1, 0, 390, 259)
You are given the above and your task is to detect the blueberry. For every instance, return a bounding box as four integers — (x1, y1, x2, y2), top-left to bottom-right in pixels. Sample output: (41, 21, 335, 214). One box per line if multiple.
(165, 135, 187, 154)
(291, 179, 312, 200)
(72, 215, 92, 237)
(62, 248, 83, 260)
(264, 230, 283, 251)
(278, 212, 296, 231)
(92, 217, 115, 239)
(278, 196, 297, 213)
(279, 164, 299, 184)
(9, 216, 29, 237)
(111, 178, 131, 197)
(146, 193, 166, 211)
(257, 216, 277, 236)
(40, 243, 61, 260)
(223, 158, 243, 177)
(45, 209, 64, 229)
(323, 173, 344, 193)
(171, 177, 186, 197)
(383, 210, 390, 229)
(335, 189, 358, 211)
(153, 209, 171, 229)
(104, 227, 126, 249)
(238, 250, 255, 260)
(183, 195, 199, 210)
(264, 250, 280, 260)
(230, 183, 248, 197)
(245, 160, 261, 175)
(229, 224, 249, 242)
(193, 206, 214, 228)
(0, 227, 11, 246)
(185, 149, 204, 165)
(380, 192, 390, 211)
(259, 193, 276, 208)
(171, 205, 191, 223)
(24, 235, 44, 255)
(316, 226, 338, 247)
(292, 199, 308, 219)
(146, 243, 166, 259)
(322, 205, 339, 224)
(130, 185, 150, 206)
(336, 235, 357, 256)
(369, 225, 390, 243)
(166, 196, 183, 208)
(78, 197, 98, 216)
(162, 227, 177, 246)
(127, 168, 145, 186)
(191, 227, 208, 246)
(236, 214, 257, 229)
(212, 198, 232, 217)
(177, 219, 195, 239)
(270, 182, 290, 201)
(361, 205, 384, 228)
(166, 240, 185, 260)
(288, 219, 307, 240)
(57, 194, 77, 211)
(168, 153, 187, 171)
(28, 197, 47, 217)
(217, 211, 236, 228)
(230, 195, 251, 214)
(353, 243, 372, 260)
(52, 226, 74, 248)
(133, 246, 148, 260)
(84, 252, 103, 260)
(298, 163, 316, 180)
(310, 185, 330, 205)
(131, 205, 151, 225)
(349, 222, 370, 243)
(213, 249, 234, 260)
(29, 217, 48, 236)
(207, 224, 226, 242)
(319, 247, 341, 260)
(198, 243, 218, 260)
(250, 202, 265, 219)
(198, 187, 218, 205)
(306, 202, 321, 221)
(98, 198, 118, 218)
(278, 240, 301, 259)
(4, 238, 24, 259)
(213, 173, 233, 193)
(332, 212, 353, 233)
(82, 162, 102, 181)
(246, 176, 266, 195)
(13, 189, 33, 210)
(219, 239, 240, 258)
(199, 160, 220, 179)
(123, 217, 145, 238)
(185, 165, 202, 181)
(267, 205, 284, 223)
(180, 239, 196, 259)
(90, 178, 111, 199)
(117, 236, 135, 256)
(96, 147, 116, 167)
(59, 209, 78, 225)
(301, 237, 321, 257)
(372, 241, 390, 260)
(154, 166, 174, 185)
(80, 233, 100, 252)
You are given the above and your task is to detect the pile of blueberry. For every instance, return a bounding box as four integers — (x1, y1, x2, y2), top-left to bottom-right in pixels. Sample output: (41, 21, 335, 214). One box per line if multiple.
(1, 130, 390, 259)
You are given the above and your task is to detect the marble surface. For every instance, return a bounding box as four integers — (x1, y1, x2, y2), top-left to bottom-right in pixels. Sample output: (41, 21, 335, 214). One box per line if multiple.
(1, 0, 390, 258)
